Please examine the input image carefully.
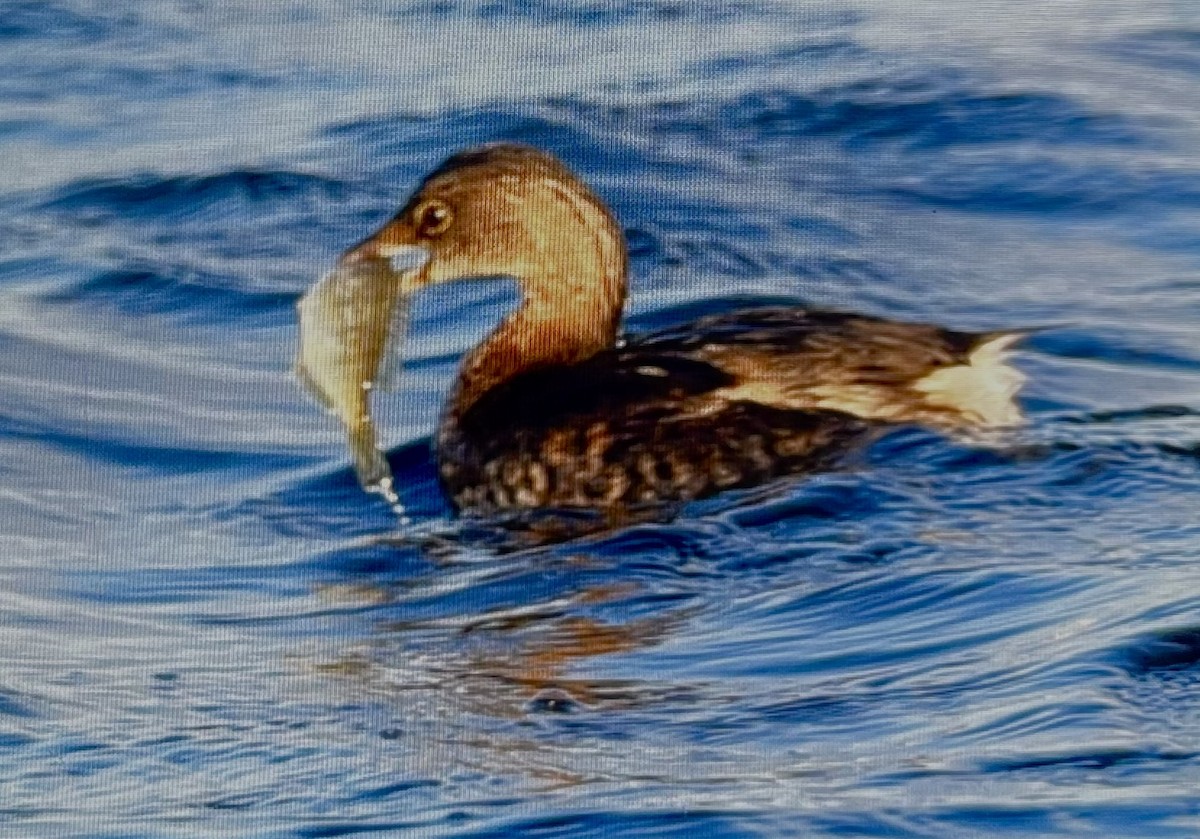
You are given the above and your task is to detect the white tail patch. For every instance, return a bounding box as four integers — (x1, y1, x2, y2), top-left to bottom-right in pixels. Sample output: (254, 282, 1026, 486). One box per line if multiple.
(913, 333, 1026, 427)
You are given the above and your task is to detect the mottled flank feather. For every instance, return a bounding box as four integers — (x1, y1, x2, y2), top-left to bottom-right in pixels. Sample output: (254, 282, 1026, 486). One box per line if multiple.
(439, 349, 874, 511)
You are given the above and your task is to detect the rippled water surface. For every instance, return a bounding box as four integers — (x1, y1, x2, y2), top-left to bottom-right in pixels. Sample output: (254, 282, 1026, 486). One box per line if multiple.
(3, 1, 1200, 836)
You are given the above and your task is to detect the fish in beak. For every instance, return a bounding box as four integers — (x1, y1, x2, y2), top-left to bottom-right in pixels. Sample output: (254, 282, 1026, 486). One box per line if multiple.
(294, 244, 430, 510)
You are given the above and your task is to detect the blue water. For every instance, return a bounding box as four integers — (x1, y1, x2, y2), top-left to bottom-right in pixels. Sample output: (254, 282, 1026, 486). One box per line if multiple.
(2, 1, 1200, 836)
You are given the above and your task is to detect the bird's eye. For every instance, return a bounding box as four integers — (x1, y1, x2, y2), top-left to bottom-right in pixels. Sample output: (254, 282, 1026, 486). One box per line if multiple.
(414, 200, 454, 238)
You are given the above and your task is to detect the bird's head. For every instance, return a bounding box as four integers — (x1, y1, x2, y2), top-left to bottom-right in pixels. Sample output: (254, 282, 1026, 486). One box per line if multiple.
(339, 143, 627, 310)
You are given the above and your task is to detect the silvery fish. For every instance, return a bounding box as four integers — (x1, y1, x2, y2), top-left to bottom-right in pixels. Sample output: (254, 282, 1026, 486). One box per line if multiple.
(294, 261, 417, 511)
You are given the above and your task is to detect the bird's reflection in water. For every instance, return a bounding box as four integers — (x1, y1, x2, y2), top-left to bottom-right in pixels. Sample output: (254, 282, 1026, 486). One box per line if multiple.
(311, 535, 700, 721)
(460, 608, 677, 712)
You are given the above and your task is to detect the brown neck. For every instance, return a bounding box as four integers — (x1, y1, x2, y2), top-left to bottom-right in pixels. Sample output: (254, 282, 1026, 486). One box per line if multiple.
(449, 275, 623, 418)
(438, 161, 629, 424)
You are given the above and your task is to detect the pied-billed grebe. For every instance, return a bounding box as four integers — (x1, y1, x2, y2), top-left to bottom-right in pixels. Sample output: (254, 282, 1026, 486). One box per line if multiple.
(297, 143, 1025, 513)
